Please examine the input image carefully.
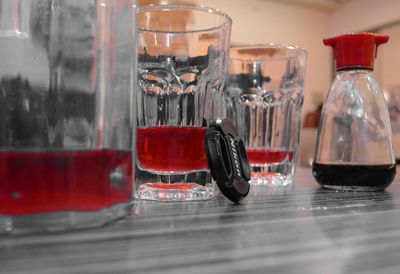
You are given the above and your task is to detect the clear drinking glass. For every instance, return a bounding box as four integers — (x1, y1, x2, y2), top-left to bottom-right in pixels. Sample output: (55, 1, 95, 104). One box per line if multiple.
(0, 0, 137, 233)
(227, 44, 307, 186)
(135, 4, 232, 201)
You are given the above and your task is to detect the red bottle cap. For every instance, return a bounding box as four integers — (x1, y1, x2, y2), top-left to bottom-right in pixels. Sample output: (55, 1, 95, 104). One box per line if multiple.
(323, 33, 389, 71)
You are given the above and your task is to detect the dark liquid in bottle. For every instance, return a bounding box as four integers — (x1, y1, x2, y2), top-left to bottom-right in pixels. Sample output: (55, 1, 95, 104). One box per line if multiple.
(312, 163, 396, 190)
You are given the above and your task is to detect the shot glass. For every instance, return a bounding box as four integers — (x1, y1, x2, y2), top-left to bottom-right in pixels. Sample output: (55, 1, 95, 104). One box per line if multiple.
(135, 4, 232, 201)
(0, 0, 137, 233)
(227, 44, 307, 185)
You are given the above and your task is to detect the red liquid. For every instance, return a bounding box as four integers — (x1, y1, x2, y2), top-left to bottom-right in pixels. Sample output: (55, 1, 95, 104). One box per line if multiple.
(136, 126, 208, 173)
(0, 150, 132, 215)
(247, 149, 294, 165)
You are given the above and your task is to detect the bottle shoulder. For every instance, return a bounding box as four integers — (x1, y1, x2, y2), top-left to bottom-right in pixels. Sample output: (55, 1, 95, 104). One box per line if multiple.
(330, 70, 380, 93)
(334, 70, 377, 83)
(323, 69, 387, 120)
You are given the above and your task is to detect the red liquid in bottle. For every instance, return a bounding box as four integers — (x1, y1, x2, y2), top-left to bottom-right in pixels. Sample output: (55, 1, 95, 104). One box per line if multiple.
(136, 126, 208, 173)
(247, 149, 294, 165)
(0, 150, 132, 215)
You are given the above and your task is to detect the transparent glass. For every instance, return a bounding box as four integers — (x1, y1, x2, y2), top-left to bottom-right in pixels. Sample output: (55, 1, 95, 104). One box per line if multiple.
(0, 0, 137, 233)
(313, 70, 396, 191)
(227, 44, 307, 186)
(135, 4, 231, 201)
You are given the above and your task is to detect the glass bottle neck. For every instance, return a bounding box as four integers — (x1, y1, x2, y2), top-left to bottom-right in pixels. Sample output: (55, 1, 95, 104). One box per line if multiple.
(337, 67, 373, 73)
(336, 69, 373, 77)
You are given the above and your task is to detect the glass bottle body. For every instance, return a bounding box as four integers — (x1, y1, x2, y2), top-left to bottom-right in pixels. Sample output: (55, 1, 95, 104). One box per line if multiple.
(312, 70, 396, 190)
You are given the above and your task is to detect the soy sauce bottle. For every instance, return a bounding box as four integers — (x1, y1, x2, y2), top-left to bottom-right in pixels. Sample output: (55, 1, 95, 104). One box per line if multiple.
(312, 33, 396, 191)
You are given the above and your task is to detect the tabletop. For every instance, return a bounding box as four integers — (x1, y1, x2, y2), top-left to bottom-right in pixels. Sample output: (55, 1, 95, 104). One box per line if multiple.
(1, 168, 400, 274)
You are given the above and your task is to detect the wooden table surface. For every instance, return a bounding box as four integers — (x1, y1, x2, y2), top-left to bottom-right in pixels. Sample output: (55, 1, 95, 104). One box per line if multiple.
(2, 168, 400, 274)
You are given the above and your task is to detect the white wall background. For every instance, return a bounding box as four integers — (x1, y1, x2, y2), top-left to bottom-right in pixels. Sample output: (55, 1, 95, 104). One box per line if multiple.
(329, 0, 400, 35)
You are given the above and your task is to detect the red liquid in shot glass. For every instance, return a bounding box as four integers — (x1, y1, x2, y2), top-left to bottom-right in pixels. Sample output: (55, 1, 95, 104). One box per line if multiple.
(247, 149, 294, 165)
(136, 126, 208, 173)
(0, 150, 132, 215)
(247, 149, 295, 179)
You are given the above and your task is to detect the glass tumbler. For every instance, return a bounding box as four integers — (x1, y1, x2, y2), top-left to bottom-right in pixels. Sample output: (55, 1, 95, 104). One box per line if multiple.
(135, 5, 231, 201)
(0, 0, 137, 233)
(227, 44, 307, 186)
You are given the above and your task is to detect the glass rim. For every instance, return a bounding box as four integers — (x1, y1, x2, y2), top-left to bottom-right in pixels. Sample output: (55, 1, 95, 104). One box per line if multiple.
(138, 4, 232, 34)
(230, 43, 308, 63)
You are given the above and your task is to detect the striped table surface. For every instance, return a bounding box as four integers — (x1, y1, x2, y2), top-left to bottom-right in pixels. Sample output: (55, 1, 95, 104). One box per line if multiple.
(1, 168, 400, 274)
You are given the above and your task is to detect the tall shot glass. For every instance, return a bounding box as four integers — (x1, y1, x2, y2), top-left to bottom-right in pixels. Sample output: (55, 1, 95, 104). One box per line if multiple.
(227, 44, 307, 186)
(135, 5, 232, 201)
